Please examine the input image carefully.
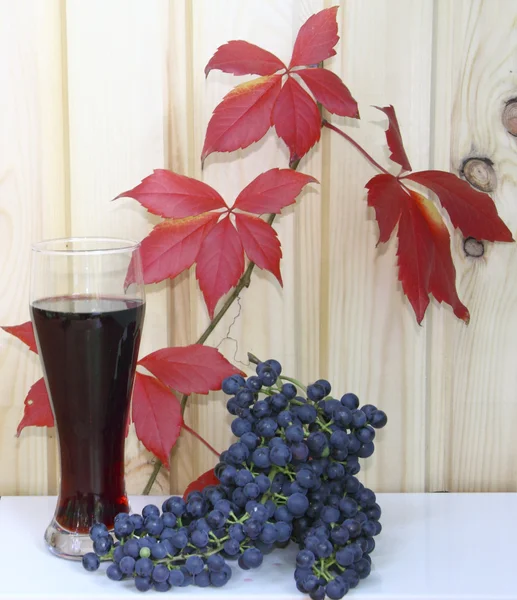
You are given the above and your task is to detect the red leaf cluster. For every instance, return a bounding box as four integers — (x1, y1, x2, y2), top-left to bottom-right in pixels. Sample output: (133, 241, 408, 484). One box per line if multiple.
(203, 7, 358, 163)
(366, 106, 513, 323)
(118, 168, 316, 317)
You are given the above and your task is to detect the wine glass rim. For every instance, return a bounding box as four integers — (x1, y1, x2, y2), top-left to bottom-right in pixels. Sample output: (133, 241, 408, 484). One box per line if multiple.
(31, 236, 141, 255)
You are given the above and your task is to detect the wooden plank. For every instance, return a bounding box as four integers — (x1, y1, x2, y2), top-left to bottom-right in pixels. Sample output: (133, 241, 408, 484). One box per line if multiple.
(165, 0, 197, 494)
(65, 0, 170, 494)
(428, 0, 517, 492)
(326, 0, 434, 492)
(0, 0, 67, 494)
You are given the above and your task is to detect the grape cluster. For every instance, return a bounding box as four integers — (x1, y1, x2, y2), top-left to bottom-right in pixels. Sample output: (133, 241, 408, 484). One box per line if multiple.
(82, 358, 387, 599)
(82, 498, 234, 591)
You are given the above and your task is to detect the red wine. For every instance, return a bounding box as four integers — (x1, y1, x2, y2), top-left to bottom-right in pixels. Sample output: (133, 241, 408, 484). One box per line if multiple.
(31, 295, 145, 533)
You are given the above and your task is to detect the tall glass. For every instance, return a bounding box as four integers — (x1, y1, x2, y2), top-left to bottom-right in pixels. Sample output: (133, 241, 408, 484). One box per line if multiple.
(30, 237, 145, 559)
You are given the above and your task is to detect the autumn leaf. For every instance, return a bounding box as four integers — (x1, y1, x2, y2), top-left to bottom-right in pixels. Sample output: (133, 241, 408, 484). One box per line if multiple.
(295, 68, 359, 118)
(404, 170, 514, 242)
(136, 214, 219, 285)
(196, 216, 245, 318)
(394, 189, 433, 321)
(367, 174, 470, 323)
(232, 168, 317, 214)
(205, 40, 286, 76)
(203, 7, 355, 161)
(289, 6, 340, 68)
(366, 174, 406, 244)
(120, 168, 315, 319)
(398, 190, 470, 323)
(272, 76, 322, 162)
(132, 372, 183, 468)
(2, 322, 38, 353)
(183, 468, 219, 500)
(399, 189, 469, 323)
(139, 344, 243, 395)
(235, 213, 283, 284)
(421, 195, 470, 325)
(364, 98, 514, 324)
(201, 75, 282, 161)
(16, 378, 54, 436)
(375, 105, 412, 173)
(115, 169, 227, 218)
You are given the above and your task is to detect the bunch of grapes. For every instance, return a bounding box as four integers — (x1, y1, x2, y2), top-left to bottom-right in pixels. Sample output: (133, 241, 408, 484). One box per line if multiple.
(82, 357, 387, 599)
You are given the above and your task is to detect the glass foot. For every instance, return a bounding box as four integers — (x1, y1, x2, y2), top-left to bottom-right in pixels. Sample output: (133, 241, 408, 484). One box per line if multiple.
(44, 518, 94, 560)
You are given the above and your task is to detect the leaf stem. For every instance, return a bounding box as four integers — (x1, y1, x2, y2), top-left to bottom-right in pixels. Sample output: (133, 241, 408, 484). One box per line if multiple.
(182, 423, 220, 457)
(322, 119, 390, 176)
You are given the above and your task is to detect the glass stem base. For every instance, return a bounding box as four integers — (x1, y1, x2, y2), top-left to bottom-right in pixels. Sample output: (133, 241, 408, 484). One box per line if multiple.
(44, 518, 94, 560)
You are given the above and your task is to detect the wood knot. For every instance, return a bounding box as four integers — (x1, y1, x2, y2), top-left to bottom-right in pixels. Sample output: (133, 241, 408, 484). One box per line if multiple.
(461, 157, 496, 192)
(463, 237, 485, 258)
(502, 99, 517, 136)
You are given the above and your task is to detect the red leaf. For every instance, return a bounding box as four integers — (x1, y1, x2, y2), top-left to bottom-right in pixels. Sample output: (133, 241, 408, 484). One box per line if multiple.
(137, 213, 219, 284)
(205, 40, 286, 77)
(234, 213, 283, 284)
(425, 206, 470, 325)
(396, 190, 433, 322)
(3, 322, 38, 353)
(132, 372, 183, 468)
(367, 175, 469, 323)
(366, 174, 406, 244)
(115, 169, 227, 218)
(374, 105, 412, 172)
(201, 74, 282, 160)
(16, 378, 54, 436)
(398, 190, 469, 324)
(195, 217, 245, 318)
(183, 468, 219, 500)
(139, 344, 242, 395)
(404, 170, 514, 242)
(289, 6, 339, 68)
(272, 76, 321, 161)
(295, 68, 359, 118)
(233, 168, 317, 214)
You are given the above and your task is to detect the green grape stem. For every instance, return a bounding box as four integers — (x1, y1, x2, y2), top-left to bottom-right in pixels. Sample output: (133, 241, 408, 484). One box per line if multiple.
(279, 375, 307, 393)
(247, 353, 308, 393)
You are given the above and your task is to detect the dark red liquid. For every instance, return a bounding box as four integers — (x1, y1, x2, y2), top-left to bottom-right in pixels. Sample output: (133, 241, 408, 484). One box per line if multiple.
(31, 295, 145, 533)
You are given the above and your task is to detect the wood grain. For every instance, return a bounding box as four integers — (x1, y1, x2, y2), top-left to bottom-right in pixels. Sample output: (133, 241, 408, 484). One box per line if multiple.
(0, 0, 67, 494)
(428, 0, 517, 492)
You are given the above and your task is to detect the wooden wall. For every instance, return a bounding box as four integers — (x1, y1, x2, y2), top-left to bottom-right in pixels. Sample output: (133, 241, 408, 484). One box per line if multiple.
(1, 0, 517, 496)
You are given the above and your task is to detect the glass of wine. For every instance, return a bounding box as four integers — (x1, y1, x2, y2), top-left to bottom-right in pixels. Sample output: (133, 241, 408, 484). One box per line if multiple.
(30, 237, 145, 559)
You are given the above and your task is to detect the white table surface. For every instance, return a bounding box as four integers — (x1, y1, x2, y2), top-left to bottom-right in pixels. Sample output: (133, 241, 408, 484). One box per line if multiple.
(0, 493, 515, 599)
